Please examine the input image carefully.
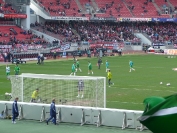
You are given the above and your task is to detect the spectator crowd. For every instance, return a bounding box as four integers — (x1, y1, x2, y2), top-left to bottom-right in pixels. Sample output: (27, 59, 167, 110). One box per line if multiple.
(31, 20, 177, 45)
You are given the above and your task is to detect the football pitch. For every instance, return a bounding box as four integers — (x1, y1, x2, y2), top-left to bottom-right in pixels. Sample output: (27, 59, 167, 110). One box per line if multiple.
(0, 54, 177, 111)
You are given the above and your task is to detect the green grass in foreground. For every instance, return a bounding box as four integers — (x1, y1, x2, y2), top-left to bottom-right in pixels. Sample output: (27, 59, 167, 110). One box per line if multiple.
(0, 54, 177, 110)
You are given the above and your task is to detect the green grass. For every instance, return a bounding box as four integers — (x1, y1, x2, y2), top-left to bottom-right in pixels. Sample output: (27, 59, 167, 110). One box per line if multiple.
(0, 54, 177, 110)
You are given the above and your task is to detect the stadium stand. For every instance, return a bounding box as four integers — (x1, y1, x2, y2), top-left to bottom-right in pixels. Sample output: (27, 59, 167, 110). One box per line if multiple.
(31, 21, 142, 44)
(74, 21, 139, 42)
(169, 0, 177, 16)
(31, 21, 79, 42)
(155, 0, 172, 17)
(0, 26, 32, 43)
(95, 0, 132, 17)
(33, 0, 173, 18)
(0, 1, 16, 14)
(135, 22, 177, 44)
(126, 0, 170, 18)
(170, 0, 177, 7)
(37, 0, 83, 17)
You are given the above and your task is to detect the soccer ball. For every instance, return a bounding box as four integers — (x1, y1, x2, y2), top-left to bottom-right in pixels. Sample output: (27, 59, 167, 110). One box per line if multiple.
(160, 82, 163, 84)
(166, 83, 170, 86)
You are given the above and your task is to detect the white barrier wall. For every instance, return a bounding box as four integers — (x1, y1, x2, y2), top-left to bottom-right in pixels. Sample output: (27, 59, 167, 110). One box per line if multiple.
(0, 101, 146, 131)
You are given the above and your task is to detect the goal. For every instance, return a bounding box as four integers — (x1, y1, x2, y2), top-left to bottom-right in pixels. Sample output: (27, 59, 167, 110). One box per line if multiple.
(10, 73, 106, 108)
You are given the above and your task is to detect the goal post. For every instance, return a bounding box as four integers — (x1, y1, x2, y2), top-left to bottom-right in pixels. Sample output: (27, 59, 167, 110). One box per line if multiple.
(10, 73, 106, 108)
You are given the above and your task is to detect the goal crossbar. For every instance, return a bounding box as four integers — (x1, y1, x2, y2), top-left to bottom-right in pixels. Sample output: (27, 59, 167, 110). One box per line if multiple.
(20, 73, 105, 80)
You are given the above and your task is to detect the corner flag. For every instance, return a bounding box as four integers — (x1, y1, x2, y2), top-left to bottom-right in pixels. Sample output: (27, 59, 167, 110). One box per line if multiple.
(139, 94, 177, 133)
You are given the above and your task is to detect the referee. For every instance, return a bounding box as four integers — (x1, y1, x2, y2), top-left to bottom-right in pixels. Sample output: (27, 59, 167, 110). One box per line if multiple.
(97, 58, 102, 69)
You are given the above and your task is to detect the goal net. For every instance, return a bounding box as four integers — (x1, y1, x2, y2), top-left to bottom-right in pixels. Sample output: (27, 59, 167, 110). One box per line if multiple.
(10, 73, 106, 108)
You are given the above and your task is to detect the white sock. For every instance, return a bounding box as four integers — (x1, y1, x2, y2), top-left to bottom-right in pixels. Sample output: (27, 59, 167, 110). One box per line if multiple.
(74, 73, 75, 76)
(92, 72, 93, 74)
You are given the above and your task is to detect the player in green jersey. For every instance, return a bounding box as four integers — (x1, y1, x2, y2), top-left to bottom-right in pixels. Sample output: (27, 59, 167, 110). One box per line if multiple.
(75, 59, 82, 72)
(129, 60, 135, 72)
(14, 64, 20, 75)
(70, 62, 76, 76)
(88, 61, 93, 75)
(105, 60, 109, 72)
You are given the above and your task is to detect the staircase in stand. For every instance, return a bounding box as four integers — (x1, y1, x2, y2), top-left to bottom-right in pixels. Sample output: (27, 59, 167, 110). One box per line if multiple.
(123, 1, 134, 17)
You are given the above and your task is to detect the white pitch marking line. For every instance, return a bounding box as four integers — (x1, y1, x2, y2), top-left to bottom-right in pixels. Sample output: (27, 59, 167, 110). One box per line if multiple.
(119, 88, 176, 93)
(134, 67, 142, 68)
(129, 85, 142, 86)
(161, 86, 175, 88)
(149, 67, 165, 68)
(107, 101, 143, 105)
(148, 86, 157, 87)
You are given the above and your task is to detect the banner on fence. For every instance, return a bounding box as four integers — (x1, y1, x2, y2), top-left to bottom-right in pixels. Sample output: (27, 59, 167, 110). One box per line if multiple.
(164, 49, 177, 55)
(152, 18, 177, 22)
(4, 14, 27, 18)
(117, 17, 152, 22)
(89, 42, 124, 50)
(90, 17, 117, 21)
(89, 44, 103, 48)
(60, 44, 70, 51)
(152, 42, 165, 46)
(50, 44, 70, 52)
(51, 16, 89, 21)
(50, 48, 60, 52)
(0, 45, 12, 48)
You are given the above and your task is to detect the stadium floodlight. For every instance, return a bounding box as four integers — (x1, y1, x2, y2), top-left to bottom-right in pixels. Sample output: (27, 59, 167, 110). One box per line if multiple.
(10, 73, 106, 108)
